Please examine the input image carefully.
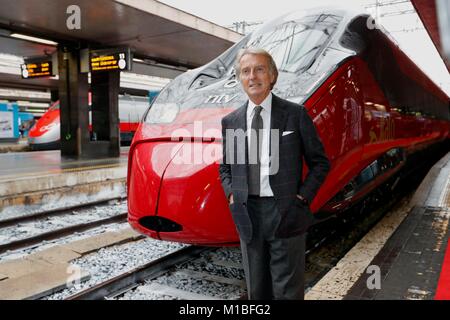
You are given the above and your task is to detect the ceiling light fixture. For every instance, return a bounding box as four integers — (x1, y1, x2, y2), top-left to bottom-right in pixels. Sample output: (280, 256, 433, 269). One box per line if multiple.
(10, 33, 57, 46)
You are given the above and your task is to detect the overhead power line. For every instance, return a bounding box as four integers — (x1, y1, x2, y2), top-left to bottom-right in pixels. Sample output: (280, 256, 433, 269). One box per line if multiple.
(365, 0, 411, 8)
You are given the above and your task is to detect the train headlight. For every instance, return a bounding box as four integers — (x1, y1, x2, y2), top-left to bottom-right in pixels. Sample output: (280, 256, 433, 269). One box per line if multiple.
(145, 102, 179, 124)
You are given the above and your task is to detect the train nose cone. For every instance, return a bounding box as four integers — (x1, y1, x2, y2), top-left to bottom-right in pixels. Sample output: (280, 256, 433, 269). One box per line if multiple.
(128, 139, 239, 245)
(127, 141, 184, 238)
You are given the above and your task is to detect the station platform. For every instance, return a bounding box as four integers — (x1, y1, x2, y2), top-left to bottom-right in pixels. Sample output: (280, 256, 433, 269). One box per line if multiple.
(306, 151, 450, 300)
(0, 148, 128, 179)
(0, 139, 30, 153)
(344, 204, 450, 300)
(0, 148, 129, 218)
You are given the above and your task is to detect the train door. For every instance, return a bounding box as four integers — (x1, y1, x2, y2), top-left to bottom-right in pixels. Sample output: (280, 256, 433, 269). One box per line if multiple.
(118, 96, 132, 133)
(356, 58, 394, 156)
(310, 61, 364, 169)
(304, 60, 364, 201)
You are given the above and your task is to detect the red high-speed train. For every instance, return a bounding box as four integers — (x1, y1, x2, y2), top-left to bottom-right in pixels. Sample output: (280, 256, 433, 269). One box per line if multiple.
(127, 7, 450, 246)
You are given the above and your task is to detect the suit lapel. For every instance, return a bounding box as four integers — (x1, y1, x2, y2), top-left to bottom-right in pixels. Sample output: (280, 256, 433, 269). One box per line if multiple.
(234, 102, 249, 194)
(234, 102, 247, 132)
(233, 102, 248, 164)
(270, 94, 287, 157)
(271, 94, 287, 131)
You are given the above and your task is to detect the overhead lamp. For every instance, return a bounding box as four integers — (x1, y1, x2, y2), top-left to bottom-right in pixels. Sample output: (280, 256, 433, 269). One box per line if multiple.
(10, 33, 57, 46)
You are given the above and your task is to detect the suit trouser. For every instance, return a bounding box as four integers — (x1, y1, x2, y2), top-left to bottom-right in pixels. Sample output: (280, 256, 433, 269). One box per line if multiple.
(240, 196, 306, 300)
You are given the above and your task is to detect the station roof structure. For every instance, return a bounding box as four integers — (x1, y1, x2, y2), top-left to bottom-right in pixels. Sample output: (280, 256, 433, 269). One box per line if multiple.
(411, 0, 450, 72)
(0, 0, 242, 90)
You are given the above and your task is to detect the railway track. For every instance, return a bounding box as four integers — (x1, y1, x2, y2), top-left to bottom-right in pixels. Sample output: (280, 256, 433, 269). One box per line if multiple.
(4, 149, 441, 300)
(67, 246, 212, 300)
(0, 198, 127, 255)
(0, 197, 125, 228)
(0, 213, 127, 254)
(0, 182, 412, 300)
(61, 167, 423, 301)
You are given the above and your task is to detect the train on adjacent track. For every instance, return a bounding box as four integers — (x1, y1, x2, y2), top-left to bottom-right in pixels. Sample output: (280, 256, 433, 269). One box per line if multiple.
(27, 95, 151, 150)
(127, 7, 450, 246)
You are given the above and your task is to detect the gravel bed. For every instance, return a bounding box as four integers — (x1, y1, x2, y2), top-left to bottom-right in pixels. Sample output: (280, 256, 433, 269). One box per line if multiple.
(45, 238, 187, 300)
(183, 258, 245, 280)
(209, 247, 242, 261)
(118, 247, 245, 300)
(152, 270, 244, 299)
(119, 289, 180, 300)
(183, 247, 245, 280)
(0, 199, 127, 245)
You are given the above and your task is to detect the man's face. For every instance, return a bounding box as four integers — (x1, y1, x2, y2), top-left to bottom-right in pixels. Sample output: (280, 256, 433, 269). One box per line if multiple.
(239, 53, 275, 104)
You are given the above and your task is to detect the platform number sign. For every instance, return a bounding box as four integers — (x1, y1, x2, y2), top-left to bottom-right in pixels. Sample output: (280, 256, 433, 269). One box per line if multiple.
(90, 48, 132, 72)
(118, 53, 127, 70)
(21, 60, 53, 79)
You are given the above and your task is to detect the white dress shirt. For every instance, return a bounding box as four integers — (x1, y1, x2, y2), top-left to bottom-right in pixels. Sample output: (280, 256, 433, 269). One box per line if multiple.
(246, 93, 274, 197)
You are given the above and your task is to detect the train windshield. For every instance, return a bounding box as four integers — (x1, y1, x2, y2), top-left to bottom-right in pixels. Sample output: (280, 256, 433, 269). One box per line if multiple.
(145, 11, 342, 124)
(248, 12, 342, 73)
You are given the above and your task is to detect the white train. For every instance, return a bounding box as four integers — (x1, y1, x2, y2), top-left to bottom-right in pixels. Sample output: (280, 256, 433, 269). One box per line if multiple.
(28, 95, 152, 150)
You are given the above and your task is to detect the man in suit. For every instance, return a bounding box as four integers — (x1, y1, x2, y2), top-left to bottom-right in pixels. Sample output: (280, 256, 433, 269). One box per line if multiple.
(219, 48, 330, 300)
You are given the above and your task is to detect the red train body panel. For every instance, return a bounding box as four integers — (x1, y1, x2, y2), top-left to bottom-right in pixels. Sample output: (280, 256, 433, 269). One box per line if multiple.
(127, 8, 450, 245)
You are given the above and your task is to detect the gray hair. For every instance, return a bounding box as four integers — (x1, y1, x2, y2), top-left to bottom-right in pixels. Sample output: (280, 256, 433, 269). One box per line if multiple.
(234, 48, 279, 89)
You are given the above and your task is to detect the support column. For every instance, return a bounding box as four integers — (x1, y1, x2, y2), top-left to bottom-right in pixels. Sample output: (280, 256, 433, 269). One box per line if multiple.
(58, 46, 89, 158)
(57, 46, 121, 159)
(50, 89, 59, 103)
(90, 71, 120, 157)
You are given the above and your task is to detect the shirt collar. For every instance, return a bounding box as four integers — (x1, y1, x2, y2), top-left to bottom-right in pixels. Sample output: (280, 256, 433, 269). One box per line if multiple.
(247, 92, 272, 117)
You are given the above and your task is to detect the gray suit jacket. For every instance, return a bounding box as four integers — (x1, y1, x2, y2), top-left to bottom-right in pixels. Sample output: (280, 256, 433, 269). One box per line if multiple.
(219, 94, 330, 242)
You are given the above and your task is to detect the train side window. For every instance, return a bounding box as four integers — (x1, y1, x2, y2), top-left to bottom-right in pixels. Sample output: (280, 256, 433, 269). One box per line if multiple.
(342, 182, 356, 200)
(345, 15, 449, 121)
(370, 161, 379, 177)
(330, 180, 355, 203)
(332, 149, 404, 205)
(355, 166, 374, 188)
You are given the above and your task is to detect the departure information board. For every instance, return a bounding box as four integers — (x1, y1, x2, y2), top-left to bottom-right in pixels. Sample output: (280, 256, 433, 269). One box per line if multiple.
(21, 61, 53, 78)
(90, 48, 131, 72)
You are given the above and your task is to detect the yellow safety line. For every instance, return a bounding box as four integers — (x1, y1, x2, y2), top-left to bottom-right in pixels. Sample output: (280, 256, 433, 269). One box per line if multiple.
(59, 163, 122, 173)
